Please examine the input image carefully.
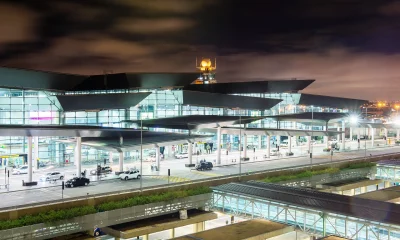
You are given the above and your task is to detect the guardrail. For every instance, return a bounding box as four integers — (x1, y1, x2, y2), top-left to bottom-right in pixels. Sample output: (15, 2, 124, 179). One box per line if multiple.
(0, 194, 211, 240)
(0, 151, 398, 214)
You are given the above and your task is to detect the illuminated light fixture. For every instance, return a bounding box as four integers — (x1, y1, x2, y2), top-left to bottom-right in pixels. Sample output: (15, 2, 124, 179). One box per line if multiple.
(349, 114, 359, 125)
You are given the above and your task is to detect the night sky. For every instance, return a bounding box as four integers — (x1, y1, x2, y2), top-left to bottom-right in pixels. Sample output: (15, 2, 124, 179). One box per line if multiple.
(1, 0, 400, 100)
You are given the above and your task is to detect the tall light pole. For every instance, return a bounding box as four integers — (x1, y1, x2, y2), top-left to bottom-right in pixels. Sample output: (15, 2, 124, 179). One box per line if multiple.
(140, 119, 143, 191)
(239, 115, 242, 179)
(364, 106, 368, 159)
(310, 105, 314, 164)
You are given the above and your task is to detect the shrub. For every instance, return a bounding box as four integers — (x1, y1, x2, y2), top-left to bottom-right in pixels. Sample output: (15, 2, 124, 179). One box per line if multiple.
(0, 187, 211, 230)
(260, 162, 376, 183)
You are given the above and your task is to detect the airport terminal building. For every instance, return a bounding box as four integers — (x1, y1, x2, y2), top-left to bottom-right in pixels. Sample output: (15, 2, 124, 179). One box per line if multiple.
(0, 64, 386, 169)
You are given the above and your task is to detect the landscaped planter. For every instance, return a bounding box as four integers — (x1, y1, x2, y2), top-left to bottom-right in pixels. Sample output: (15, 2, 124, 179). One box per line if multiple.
(0, 193, 212, 240)
(241, 157, 250, 161)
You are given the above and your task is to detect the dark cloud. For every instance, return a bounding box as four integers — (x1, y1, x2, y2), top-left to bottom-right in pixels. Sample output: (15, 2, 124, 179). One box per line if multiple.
(0, 0, 399, 100)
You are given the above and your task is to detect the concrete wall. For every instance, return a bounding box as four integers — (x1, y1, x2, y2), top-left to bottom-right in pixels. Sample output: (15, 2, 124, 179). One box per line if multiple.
(1, 153, 399, 221)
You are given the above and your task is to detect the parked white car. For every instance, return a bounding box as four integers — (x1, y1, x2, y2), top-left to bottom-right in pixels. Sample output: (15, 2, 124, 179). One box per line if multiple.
(175, 152, 188, 159)
(119, 169, 141, 180)
(12, 166, 28, 175)
(40, 172, 64, 181)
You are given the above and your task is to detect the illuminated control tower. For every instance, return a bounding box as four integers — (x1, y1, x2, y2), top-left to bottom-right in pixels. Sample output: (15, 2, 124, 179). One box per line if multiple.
(194, 58, 217, 84)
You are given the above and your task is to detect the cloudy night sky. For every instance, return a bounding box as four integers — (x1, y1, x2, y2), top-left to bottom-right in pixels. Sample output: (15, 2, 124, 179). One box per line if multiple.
(0, 0, 400, 100)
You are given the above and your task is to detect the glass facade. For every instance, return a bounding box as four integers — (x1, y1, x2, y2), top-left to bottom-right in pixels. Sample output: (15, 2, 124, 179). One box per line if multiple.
(0, 87, 349, 167)
(213, 191, 400, 240)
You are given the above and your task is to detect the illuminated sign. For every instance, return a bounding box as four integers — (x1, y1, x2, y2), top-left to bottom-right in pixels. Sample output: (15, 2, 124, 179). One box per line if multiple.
(29, 111, 55, 120)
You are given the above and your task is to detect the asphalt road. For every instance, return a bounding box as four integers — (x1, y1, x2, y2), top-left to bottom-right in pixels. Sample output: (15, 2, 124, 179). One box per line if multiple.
(0, 140, 397, 209)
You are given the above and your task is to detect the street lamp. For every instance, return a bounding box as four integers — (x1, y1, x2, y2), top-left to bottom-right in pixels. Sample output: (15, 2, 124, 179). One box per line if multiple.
(310, 105, 314, 164)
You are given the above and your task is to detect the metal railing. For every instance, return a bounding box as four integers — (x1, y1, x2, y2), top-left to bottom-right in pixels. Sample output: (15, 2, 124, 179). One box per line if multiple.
(0, 194, 211, 240)
(0, 152, 399, 211)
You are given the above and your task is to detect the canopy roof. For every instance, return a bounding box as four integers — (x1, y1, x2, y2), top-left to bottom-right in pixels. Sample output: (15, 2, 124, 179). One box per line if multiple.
(203, 127, 343, 136)
(298, 93, 368, 110)
(56, 92, 150, 111)
(123, 115, 264, 130)
(58, 132, 210, 152)
(266, 112, 348, 123)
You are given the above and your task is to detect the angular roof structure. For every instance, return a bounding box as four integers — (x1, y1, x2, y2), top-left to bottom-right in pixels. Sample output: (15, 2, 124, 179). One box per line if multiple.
(183, 79, 315, 94)
(212, 181, 400, 226)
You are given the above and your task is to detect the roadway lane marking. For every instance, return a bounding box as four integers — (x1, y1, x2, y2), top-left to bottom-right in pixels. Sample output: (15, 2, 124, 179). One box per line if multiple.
(190, 171, 222, 177)
(148, 175, 191, 182)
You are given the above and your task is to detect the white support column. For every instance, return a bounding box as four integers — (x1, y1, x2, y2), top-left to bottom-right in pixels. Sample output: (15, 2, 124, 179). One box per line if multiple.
(258, 135, 262, 150)
(155, 146, 160, 170)
(337, 127, 340, 143)
(119, 152, 124, 172)
(288, 136, 292, 153)
(384, 128, 388, 145)
(188, 141, 193, 165)
(109, 152, 113, 163)
(357, 128, 361, 149)
(216, 126, 222, 164)
(350, 127, 353, 141)
(341, 121, 346, 151)
(28, 136, 33, 182)
(276, 135, 281, 145)
(397, 129, 400, 141)
(308, 136, 312, 153)
(75, 137, 82, 177)
(324, 136, 329, 149)
(243, 133, 247, 158)
(371, 127, 374, 147)
(266, 135, 271, 158)
(169, 228, 175, 238)
(34, 136, 39, 170)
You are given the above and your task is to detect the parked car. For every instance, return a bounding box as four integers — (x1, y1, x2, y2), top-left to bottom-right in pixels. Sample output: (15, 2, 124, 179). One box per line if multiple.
(40, 172, 64, 181)
(65, 177, 90, 188)
(270, 148, 279, 156)
(12, 166, 28, 175)
(90, 166, 112, 175)
(119, 169, 141, 180)
(175, 152, 188, 159)
(195, 161, 213, 171)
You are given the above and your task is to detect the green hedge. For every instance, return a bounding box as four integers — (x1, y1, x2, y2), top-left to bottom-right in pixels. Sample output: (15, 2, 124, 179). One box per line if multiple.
(97, 187, 212, 212)
(261, 162, 376, 183)
(0, 187, 211, 230)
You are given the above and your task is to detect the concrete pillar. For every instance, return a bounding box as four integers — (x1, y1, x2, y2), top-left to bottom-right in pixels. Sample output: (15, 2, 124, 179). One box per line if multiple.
(350, 127, 353, 141)
(360, 186, 367, 193)
(109, 152, 113, 163)
(34, 136, 39, 170)
(276, 135, 281, 145)
(243, 133, 247, 158)
(169, 228, 175, 238)
(371, 128, 374, 147)
(349, 189, 355, 196)
(193, 221, 205, 232)
(142, 234, 149, 240)
(357, 129, 361, 149)
(75, 137, 82, 177)
(384, 128, 388, 145)
(188, 142, 193, 165)
(119, 152, 124, 172)
(337, 127, 340, 143)
(324, 136, 329, 149)
(341, 121, 346, 151)
(384, 181, 391, 188)
(397, 129, 400, 141)
(266, 135, 271, 158)
(27, 136, 33, 182)
(155, 146, 160, 170)
(288, 136, 292, 153)
(217, 126, 222, 164)
(258, 135, 262, 150)
(308, 136, 312, 153)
